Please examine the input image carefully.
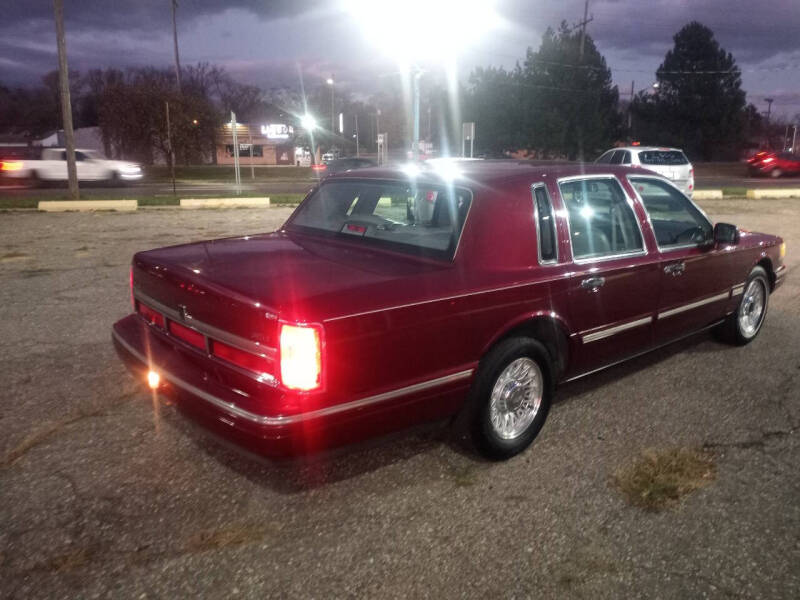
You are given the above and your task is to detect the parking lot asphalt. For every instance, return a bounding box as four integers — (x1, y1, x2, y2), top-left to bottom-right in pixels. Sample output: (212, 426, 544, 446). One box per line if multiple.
(1, 201, 798, 599)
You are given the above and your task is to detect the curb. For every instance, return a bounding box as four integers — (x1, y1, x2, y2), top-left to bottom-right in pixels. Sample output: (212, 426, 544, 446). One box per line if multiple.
(37, 200, 138, 212)
(692, 190, 723, 199)
(746, 188, 800, 199)
(179, 197, 271, 209)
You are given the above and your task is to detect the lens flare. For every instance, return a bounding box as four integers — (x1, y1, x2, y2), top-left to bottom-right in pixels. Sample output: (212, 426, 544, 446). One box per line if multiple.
(147, 370, 160, 389)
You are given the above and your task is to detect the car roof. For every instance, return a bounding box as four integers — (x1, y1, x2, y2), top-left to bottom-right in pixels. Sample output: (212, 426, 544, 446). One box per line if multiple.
(327, 159, 657, 188)
(611, 146, 684, 153)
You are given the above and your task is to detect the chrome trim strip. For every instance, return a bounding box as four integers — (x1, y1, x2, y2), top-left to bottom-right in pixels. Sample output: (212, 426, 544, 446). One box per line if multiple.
(775, 264, 786, 280)
(582, 316, 652, 344)
(114, 329, 473, 426)
(731, 283, 745, 296)
(134, 288, 276, 359)
(564, 319, 725, 383)
(657, 291, 730, 319)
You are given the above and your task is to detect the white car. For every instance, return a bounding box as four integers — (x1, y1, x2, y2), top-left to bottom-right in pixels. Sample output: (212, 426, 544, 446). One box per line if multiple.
(0, 148, 143, 185)
(595, 146, 694, 197)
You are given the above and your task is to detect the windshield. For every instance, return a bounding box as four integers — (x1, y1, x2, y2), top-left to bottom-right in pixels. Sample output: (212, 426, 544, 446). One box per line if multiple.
(286, 179, 472, 260)
(638, 150, 688, 165)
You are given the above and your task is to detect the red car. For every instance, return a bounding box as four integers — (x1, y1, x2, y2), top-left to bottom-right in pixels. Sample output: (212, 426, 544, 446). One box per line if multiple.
(113, 162, 787, 459)
(748, 151, 800, 178)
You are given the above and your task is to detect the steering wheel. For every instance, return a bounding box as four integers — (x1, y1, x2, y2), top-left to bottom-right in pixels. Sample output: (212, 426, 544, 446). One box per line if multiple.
(673, 226, 707, 244)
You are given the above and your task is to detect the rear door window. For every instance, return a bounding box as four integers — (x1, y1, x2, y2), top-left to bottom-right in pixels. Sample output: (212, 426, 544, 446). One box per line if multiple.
(559, 177, 644, 261)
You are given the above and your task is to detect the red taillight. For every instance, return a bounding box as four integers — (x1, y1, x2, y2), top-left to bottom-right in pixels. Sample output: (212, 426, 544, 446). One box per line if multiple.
(0, 160, 23, 171)
(279, 323, 322, 391)
(168, 320, 205, 349)
(763, 157, 775, 164)
(129, 267, 134, 309)
(137, 303, 165, 328)
(312, 164, 327, 171)
(211, 340, 271, 374)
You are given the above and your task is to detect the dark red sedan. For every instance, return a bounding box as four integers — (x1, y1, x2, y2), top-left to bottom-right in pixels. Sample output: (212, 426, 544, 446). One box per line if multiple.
(113, 161, 786, 459)
(748, 151, 800, 177)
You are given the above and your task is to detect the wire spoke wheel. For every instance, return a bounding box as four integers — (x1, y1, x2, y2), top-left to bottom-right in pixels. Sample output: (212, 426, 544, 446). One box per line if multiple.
(488, 357, 543, 440)
(738, 277, 766, 338)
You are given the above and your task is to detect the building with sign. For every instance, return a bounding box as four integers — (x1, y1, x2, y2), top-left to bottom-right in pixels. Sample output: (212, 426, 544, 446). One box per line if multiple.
(216, 123, 298, 165)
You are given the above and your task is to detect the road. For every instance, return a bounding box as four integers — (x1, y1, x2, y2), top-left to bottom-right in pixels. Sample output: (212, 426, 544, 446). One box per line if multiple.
(0, 200, 798, 598)
(1, 172, 799, 200)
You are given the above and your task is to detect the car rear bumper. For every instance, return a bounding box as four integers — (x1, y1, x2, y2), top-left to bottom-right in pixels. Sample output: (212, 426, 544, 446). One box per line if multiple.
(112, 314, 471, 456)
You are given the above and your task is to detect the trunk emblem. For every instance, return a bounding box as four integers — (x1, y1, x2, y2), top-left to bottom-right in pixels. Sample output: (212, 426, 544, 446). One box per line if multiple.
(178, 304, 192, 321)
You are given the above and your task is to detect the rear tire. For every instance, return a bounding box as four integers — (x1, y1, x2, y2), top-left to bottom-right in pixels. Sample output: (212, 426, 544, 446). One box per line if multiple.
(468, 337, 553, 460)
(714, 266, 769, 345)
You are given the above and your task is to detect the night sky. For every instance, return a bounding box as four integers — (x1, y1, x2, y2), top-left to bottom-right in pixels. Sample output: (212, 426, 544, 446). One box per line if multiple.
(2, 0, 799, 118)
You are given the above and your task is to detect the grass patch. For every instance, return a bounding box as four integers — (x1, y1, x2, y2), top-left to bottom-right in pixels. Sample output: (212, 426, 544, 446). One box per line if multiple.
(183, 523, 272, 553)
(145, 165, 315, 182)
(614, 447, 716, 511)
(722, 187, 747, 196)
(0, 192, 305, 209)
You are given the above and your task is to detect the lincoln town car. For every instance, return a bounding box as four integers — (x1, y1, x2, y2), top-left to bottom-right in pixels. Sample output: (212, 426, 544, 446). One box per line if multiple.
(112, 161, 787, 459)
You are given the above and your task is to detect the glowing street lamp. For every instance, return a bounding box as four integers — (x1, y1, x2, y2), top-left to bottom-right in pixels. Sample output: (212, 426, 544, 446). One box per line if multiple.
(344, 0, 501, 160)
(301, 114, 318, 131)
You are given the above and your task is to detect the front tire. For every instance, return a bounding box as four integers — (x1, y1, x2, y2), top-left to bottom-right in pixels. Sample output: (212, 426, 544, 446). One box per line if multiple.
(769, 168, 783, 178)
(715, 266, 769, 345)
(469, 337, 553, 460)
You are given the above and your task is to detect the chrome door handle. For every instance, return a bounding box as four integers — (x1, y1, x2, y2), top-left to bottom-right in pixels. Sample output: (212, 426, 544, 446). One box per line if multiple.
(580, 276, 606, 290)
(664, 262, 685, 276)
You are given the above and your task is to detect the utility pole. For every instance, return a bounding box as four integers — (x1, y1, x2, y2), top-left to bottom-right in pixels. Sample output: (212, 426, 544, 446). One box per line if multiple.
(578, 0, 592, 61)
(248, 127, 254, 179)
(765, 98, 774, 124)
(53, 0, 78, 199)
(171, 0, 182, 90)
(165, 101, 176, 196)
(627, 80, 635, 130)
(354, 113, 360, 157)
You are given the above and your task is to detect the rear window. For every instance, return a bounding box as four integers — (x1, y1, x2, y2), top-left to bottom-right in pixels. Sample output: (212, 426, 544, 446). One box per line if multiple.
(287, 180, 472, 260)
(638, 150, 688, 166)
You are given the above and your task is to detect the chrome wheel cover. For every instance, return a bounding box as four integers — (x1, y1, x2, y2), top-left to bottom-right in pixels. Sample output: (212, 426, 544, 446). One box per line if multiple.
(738, 278, 766, 338)
(489, 357, 543, 440)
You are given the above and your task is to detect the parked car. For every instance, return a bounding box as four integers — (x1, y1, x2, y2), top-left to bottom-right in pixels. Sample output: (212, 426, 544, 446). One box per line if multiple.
(0, 148, 142, 185)
(311, 157, 377, 177)
(321, 149, 342, 163)
(595, 146, 694, 197)
(113, 161, 786, 459)
(747, 151, 800, 178)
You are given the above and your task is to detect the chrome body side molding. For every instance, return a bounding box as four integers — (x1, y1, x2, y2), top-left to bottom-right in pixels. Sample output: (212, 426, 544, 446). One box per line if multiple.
(114, 329, 473, 426)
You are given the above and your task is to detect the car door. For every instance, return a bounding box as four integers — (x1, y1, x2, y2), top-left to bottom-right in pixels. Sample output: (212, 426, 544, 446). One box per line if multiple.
(557, 175, 660, 374)
(626, 176, 733, 343)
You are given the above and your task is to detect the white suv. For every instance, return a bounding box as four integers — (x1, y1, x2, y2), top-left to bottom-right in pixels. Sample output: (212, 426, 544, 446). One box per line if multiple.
(595, 146, 694, 197)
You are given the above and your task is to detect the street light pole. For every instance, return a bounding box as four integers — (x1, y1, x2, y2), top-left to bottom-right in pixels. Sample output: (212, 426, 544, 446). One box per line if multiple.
(412, 69, 421, 160)
(171, 0, 182, 90)
(327, 77, 335, 133)
(53, 0, 79, 200)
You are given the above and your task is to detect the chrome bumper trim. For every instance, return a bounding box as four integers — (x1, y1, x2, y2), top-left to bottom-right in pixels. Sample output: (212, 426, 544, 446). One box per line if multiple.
(582, 316, 652, 344)
(657, 291, 730, 319)
(113, 329, 473, 426)
(731, 283, 745, 297)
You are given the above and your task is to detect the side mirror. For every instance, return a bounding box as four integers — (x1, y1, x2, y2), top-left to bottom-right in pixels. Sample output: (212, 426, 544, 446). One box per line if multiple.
(714, 222, 739, 245)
